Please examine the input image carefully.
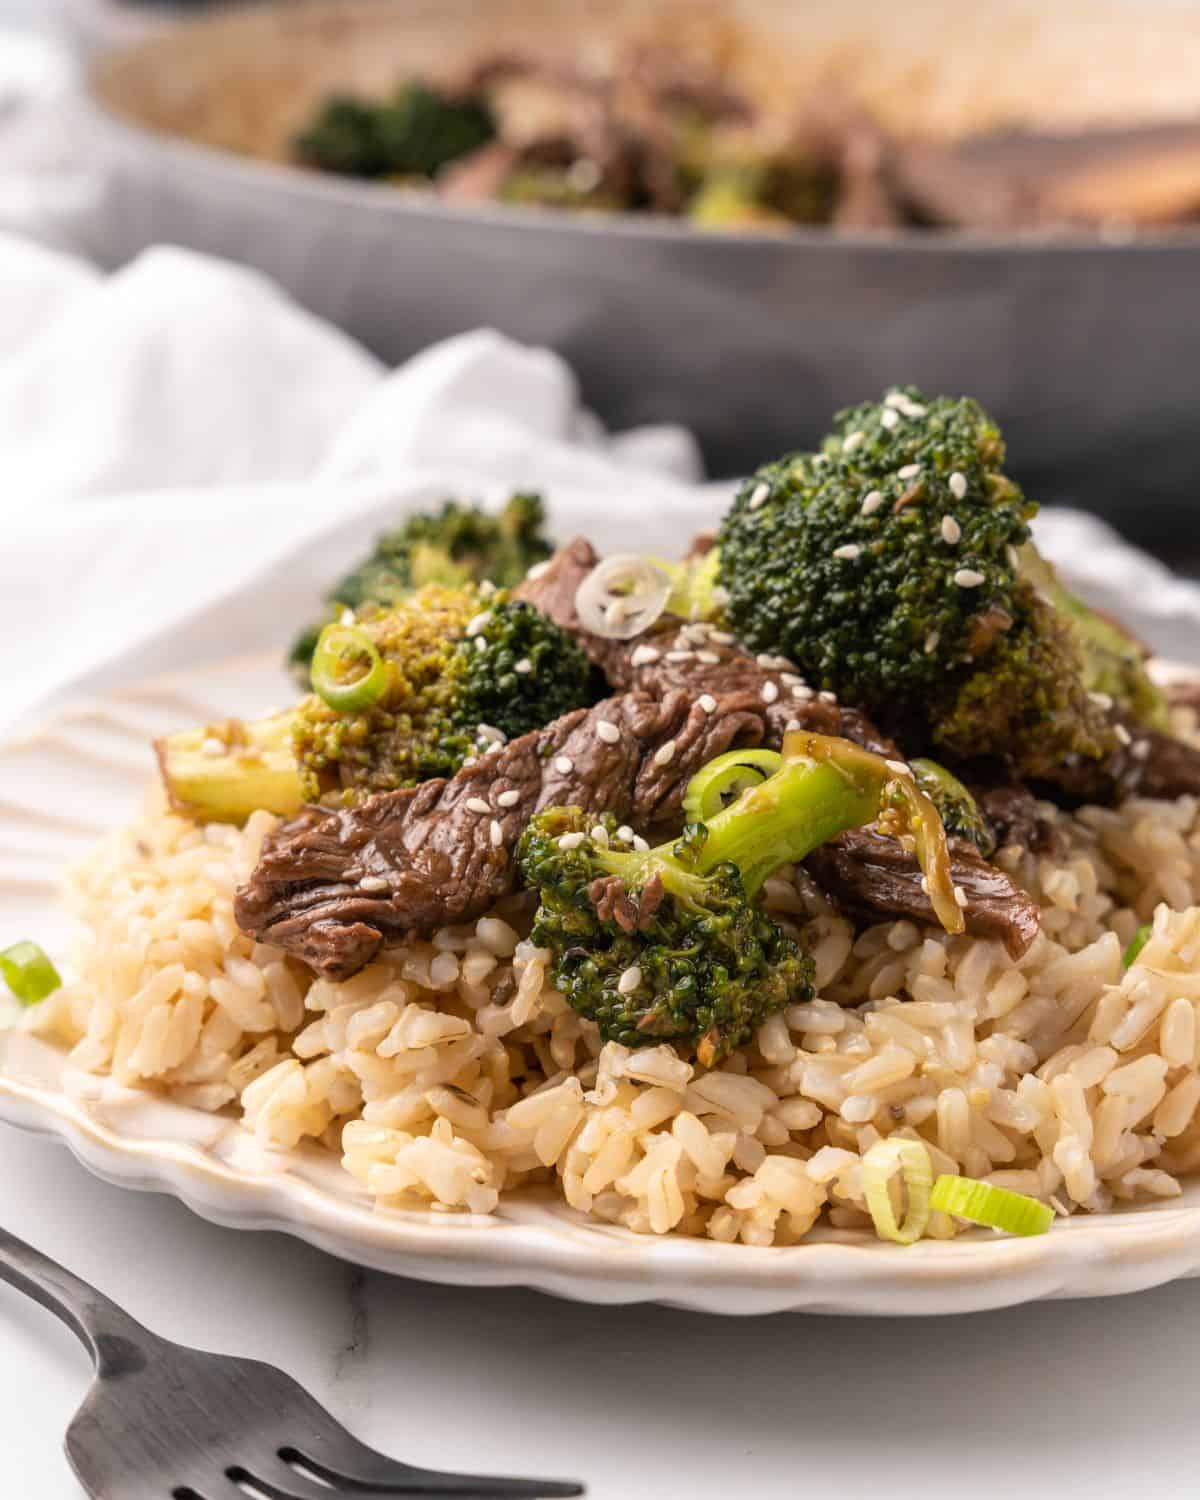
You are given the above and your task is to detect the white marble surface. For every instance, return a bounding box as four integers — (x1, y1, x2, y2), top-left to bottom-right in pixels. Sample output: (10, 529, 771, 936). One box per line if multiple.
(0, 1122, 1197, 1499)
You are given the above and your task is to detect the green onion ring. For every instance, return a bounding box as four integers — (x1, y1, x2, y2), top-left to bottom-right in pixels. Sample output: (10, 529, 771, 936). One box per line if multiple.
(930, 1175, 1055, 1237)
(0, 941, 62, 1006)
(311, 624, 388, 712)
(1123, 923, 1152, 969)
(862, 1138, 933, 1245)
(682, 749, 782, 824)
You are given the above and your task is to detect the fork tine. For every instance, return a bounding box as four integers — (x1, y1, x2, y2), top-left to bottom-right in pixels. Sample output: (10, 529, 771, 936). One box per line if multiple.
(278, 1446, 584, 1498)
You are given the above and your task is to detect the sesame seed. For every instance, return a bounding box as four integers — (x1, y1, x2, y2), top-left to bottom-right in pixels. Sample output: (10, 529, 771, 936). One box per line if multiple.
(954, 568, 985, 588)
(554, 755, 574, 775)
(697, 650, 722, 664)
(941, 515, 962, 545)
(884, 392, 908, 409)
(666, 649, 694, 662)
(710, 630, 736, 645)
(200, 736, 225, 758)
(526, 560, 551, 581)
(477, 723, 505, 744)
(466, 797, 490, 814)
(483, 741, 502, 757)
(618, 965, 642, 995)
(897, 463, 922, 480)
(833, 543, 862, 560)
(748, 481, 770, 509)
(1089, 691, 1114, 710)
(474, 636, 487, 653)
(780, 672, 802, 686)
(819, 690, 838, 704)
(885, 759, 912, 777)
(900, 400, 927, 418)
(792, 684, 813, 699)
(758, 653, 792, 671)
(616, 825, 635, 843)
(861, 490, 884, 516)
(1132, 739, 1151, 761)
(654, 740, 676, 767)
(924, 631, 940, 654)
(514, 658, 533, 675)
(633, 835, 650, 853)
(339, 607, 356, 626)
(462, 756, 478, 769)
(949, 471, 967, 500)
(489, 820, 503, 847)
(360, 875, 389, 893)
(785, 719, 802, 732)
(919, 876, 930, 895)
(762, 681, 780, 704)
(880, 408, 900, 430)
(698, 693, 717, 714)
(497, 789, 521, 808)
(466, 610, 492, 637)
(595, 720, 621, 744)
(590, 824, 610, 846)
(479, 579, 497, 598)
(711, 586, 731, 608)
(557, 832, 586, 851)
(1114, 723, 1132, 746)
(954, 885, 969, 909)
(630, 644, 661, 667)
(1007, 545, 1021, 570)
(842, 429, 866, 454)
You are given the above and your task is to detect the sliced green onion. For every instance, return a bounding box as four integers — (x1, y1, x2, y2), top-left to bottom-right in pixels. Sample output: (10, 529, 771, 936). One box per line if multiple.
(862, 1138, 932, 1245)
(682, 749, 782, 824)
(0, 941, 62, 1006)
(311, 623, 388, 712)
(1123, 923, 1152, 969)
(930, 1175, 1054, 1237)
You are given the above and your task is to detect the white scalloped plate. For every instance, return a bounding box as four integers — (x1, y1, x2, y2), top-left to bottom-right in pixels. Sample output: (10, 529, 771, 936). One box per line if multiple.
(3, 654, 1200, 1316)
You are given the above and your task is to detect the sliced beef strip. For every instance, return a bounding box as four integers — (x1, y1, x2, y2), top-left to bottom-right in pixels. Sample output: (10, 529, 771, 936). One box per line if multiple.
(235, 688, 766, 980)
(1123, 729, 1200, 801)
(513, 537, 896, 755)
(975, 783, 1062, 857)
(805, 830, 1041, 961)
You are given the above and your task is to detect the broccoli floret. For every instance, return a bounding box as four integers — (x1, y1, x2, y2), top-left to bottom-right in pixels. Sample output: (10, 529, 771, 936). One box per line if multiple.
(518, 732, 961, 1063)
(289, 494, 553, 679)
(295, 81, 495, 180)
(910, 758, 994, 857)
(160, 585, 596, 820)
(294, 586, 597, 805)
(714, 387, 1160, 785)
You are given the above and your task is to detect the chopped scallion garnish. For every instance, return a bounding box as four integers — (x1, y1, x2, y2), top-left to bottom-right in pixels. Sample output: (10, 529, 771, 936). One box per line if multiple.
(310, 623, 388, 712)
(1123, 924, 1152, 969)
(929, 1175, 1054, 1237)
(0, 941, 62, 1006)
(682, 749, 782, 824)
(862, 1138, 932, 1245)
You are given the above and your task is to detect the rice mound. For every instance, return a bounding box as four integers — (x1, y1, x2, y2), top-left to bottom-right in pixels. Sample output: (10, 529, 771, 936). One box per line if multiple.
(29, 770, 1200, 1245)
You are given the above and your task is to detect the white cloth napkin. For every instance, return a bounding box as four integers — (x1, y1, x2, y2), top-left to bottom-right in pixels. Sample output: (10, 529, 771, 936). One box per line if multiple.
(0, 231, 1196, 748)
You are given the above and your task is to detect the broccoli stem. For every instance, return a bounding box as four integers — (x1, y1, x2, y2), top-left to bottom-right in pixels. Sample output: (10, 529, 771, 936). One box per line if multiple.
(595, 731, 964, 937)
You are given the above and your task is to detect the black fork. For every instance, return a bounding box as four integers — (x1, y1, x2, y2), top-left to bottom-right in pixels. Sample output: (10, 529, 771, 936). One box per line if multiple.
(0, 1226, 584, 1499)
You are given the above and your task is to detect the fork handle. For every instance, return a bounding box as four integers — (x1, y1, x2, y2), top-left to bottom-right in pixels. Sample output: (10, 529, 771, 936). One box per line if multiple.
(0, 1225, 152, 1372)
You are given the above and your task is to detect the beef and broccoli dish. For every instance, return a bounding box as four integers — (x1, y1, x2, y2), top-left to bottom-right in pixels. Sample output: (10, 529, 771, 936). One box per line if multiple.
(21, 388, 1200, 1248)
(292, 45, 1200, 234)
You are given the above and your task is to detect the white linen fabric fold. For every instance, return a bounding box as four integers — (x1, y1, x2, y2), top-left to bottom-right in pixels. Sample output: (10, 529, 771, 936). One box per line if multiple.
(0, 232, 1195, 746)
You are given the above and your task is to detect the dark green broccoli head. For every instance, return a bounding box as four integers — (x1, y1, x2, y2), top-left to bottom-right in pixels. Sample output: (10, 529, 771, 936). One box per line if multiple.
(715, 387, 1138, 783)
(295, 81, 495, 180)
(910, 758, 994, 857)
(290, 494, 553, 679)
(519, 808, 812, 1065)
(718, 389, 1033, 713)
(294, 584, 596, 806)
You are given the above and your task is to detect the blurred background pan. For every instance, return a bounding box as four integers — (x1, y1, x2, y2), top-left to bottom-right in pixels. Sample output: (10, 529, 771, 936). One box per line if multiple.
(71, 0, 1200, 544)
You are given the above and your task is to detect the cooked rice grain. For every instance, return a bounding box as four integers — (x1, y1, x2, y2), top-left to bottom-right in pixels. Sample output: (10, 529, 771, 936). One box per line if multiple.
(26, 783, 1200, 1245)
